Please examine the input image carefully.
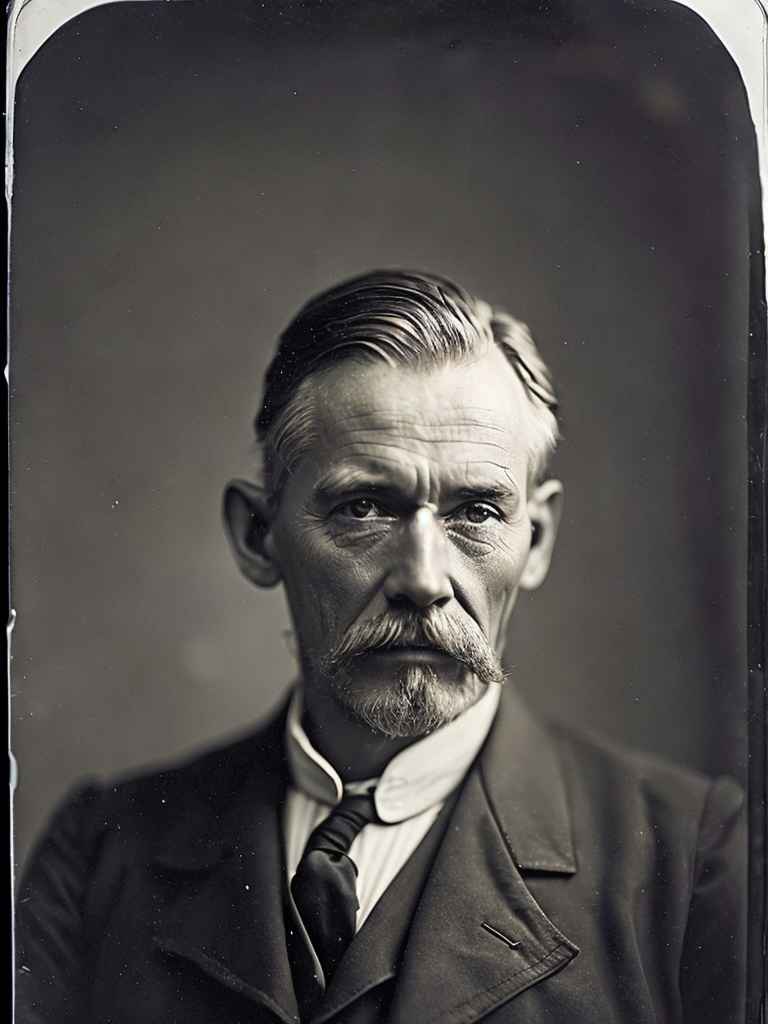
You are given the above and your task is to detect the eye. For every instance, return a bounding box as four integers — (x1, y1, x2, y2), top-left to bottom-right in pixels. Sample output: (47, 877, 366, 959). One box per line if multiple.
(453, 502, 504, 525)
(335, 498, 390, 521)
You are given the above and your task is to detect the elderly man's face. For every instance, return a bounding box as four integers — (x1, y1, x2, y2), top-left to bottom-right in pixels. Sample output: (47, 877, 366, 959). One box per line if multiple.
(228, 345, 561, 738)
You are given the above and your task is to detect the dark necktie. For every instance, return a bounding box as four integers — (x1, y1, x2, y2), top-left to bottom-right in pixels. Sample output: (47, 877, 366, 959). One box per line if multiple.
(290, 789, 380, 983)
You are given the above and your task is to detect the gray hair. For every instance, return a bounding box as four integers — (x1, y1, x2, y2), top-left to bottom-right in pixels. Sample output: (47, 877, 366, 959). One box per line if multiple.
(256, 270, 559, 497)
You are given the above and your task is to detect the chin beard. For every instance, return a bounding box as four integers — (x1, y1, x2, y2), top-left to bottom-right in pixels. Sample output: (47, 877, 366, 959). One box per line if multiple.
(334, 662, 487, 738)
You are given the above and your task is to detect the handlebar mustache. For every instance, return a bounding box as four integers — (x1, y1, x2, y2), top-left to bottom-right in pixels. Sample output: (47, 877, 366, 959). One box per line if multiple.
(322, 607, 506, 687)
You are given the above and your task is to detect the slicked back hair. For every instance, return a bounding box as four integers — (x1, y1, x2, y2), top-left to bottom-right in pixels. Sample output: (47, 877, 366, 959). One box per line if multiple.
(256, 270, 559, 498)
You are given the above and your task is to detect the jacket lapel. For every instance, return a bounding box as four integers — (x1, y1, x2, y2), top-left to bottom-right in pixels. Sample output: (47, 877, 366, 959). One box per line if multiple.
(150, 710, 301, 1024)
(387, 688, 580, 1024)
(480, 687, 577, 875)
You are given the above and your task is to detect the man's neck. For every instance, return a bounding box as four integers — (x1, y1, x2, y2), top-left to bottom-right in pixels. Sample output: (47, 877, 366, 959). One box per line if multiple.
(300, 689, 418, 782)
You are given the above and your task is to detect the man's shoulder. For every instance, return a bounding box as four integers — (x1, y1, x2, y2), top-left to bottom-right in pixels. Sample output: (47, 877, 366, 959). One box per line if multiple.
(541, 711, 745, 834)
(36, 701, 290, 864)
(115, 699, 288, 795)
(486, 688, 744, 839)
(551, 713, 740, 789)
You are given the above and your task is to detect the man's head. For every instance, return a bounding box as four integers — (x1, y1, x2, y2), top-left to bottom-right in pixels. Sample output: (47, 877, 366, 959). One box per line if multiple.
(224, 270, 563, 742)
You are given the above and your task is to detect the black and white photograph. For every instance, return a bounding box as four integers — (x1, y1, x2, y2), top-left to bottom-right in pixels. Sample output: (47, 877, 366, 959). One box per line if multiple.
(9, 1, 766, 1021)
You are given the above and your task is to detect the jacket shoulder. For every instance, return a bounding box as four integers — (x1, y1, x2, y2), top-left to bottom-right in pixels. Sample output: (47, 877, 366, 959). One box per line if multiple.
(24, 702, 289, 871)
(543, 715, 745, 847)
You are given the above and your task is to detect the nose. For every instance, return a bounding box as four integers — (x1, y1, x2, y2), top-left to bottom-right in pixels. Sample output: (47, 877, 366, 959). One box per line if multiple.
(383, 505, 454, 609)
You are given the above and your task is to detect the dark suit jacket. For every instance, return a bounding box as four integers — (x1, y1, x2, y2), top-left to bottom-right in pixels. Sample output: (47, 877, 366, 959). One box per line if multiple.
(15, 688, 745, 1024)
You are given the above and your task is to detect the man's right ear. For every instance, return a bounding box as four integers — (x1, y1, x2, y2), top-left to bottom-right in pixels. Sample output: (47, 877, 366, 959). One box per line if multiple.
(222, 480, 283, 588)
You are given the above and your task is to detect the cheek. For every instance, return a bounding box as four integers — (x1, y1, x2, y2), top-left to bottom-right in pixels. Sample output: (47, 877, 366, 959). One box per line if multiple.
(274, 526, 379, 640)
(455, 533, 529, 630)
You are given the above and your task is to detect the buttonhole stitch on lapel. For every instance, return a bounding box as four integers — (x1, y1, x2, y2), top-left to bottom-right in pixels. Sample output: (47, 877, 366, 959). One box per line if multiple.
(481, 922, 521, 950)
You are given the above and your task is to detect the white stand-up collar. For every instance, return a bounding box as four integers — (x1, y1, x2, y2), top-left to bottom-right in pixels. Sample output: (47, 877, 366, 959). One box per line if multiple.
(285, 682, 502, 822)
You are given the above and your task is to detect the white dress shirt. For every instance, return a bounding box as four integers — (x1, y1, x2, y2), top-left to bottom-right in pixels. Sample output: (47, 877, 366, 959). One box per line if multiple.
(284, 682, 502, 930)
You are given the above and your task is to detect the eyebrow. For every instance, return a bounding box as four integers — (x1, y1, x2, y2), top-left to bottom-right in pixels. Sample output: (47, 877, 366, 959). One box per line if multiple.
(315, 472, 391, 503)
(455, 485, 519, 502)
(314, 472, 521, 506)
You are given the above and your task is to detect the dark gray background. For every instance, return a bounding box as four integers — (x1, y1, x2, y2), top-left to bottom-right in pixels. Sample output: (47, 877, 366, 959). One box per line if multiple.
(10, 0, 758, 869)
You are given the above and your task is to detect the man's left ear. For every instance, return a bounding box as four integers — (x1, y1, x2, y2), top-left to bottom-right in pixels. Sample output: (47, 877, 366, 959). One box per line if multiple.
(519, 478, 564, 591)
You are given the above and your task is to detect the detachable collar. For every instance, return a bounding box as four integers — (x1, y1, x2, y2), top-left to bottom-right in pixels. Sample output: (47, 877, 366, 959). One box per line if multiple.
(285, 683, 502, 822)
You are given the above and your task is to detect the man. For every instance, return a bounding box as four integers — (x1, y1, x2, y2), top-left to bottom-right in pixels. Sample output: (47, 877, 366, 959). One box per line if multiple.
(15, 271, 745, 1023)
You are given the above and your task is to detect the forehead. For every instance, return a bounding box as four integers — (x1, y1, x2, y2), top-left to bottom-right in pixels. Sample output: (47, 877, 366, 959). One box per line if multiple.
(299, 348, 533, 488)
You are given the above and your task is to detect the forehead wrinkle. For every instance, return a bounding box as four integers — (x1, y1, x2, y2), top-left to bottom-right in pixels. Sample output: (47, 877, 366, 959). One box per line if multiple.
(320, 420, 520, 459)
(321, 438, 521, 477)
(497, 464, 524, 497)
(318, 449, 424, 478)
(316, 388, 520, 428)
(324, 410, 516, 440)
